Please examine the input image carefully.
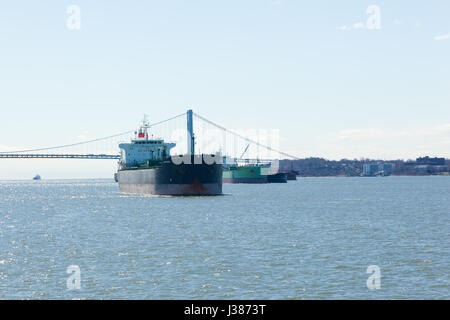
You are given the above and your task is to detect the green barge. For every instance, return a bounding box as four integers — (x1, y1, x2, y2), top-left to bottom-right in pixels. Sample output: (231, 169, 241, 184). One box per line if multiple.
(222, 164, 270, 184)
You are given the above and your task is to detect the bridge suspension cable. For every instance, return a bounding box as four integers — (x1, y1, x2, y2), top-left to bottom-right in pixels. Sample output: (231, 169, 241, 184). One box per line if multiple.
(0, 110, 298, 161)
(193, 112, 300, 160)
(0, 112, 186, 154)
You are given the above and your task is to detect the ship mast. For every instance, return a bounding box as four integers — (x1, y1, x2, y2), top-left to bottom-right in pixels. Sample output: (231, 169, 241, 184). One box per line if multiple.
(137, 114, 150, 140)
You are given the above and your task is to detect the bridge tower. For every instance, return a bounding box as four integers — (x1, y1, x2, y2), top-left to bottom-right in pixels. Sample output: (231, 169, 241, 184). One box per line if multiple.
(187, 109, 194, 155)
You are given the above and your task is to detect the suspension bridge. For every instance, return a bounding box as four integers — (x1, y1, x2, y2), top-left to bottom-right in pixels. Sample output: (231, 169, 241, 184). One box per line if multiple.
(0, 110, 299, 162)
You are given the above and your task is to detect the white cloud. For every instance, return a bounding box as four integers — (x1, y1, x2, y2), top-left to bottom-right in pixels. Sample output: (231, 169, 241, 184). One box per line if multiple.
(338, 124, 450, 141)
(353, 22, 365, 29)
(338, 25, 351, 31)
(434, 33, 450, 41)
(0, 145, 19, 152)
(310, 124, 450, 160)
(338, 22, 366, 31)
(338, 128, 384, 140)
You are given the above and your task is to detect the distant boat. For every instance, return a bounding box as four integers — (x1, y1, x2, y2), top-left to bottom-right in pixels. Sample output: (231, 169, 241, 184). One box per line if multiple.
(33, 175, 41, 180)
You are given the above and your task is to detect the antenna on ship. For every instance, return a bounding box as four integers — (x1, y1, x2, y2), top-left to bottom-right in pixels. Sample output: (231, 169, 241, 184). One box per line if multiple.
(142, 114, 150, 128)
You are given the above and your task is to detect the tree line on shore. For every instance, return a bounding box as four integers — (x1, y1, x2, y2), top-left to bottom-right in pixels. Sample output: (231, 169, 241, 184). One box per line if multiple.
(279, 158, 450, 177)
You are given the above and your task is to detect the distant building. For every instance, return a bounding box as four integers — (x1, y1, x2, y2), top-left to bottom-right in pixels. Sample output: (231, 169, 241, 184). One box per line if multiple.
(415, 156, 445, 166)
(363, 164, 378, 176)
(381, 163, 395, 175)
(363, 163, 395, 176)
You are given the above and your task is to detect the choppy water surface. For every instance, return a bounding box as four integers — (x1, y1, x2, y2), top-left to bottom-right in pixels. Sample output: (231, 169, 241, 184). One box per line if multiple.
(0, 177, 448, 299)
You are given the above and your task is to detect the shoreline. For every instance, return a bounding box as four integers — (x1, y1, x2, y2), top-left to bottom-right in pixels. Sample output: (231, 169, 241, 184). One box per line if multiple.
(1, 175, 450, 182)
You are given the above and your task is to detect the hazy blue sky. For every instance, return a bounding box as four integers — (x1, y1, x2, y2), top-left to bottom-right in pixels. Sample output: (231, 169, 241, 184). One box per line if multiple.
(0, 1, 449, 178)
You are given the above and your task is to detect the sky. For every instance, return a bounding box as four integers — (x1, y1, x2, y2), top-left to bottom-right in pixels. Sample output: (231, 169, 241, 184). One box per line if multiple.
(0, 0, 449, 179)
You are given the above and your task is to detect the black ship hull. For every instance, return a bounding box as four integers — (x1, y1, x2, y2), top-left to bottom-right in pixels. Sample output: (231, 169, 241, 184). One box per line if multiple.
(267, 173, 288, 183)
(222, 177, 267, 184)
(285, 171, 297, 180)
(117, 155, 223, 196)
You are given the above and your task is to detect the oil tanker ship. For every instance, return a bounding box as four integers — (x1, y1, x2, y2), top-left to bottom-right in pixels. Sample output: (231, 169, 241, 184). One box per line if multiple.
(116, 111, 222, 196)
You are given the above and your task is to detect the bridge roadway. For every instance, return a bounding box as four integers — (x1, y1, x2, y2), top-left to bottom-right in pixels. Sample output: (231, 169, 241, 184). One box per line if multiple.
(0, 154, 121, 159)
